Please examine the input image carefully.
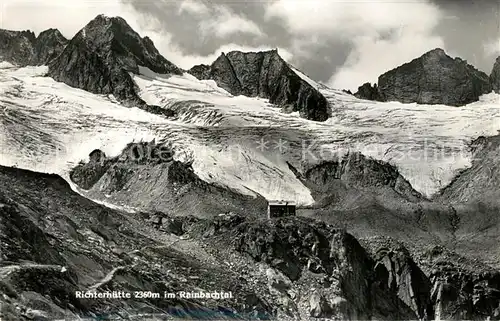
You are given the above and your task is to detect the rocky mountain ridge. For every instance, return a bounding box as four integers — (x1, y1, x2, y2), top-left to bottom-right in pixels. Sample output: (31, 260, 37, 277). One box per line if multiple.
(188, 50, 331, 121)
(69, 141, 268, 217)
(67, 139, 500, 271)
(47, 15, 182, 109)
(490, 56, 500, 93)
(438, 134, 500, 205)
(355, 48, 497, 106)
(0, 16, 330, 121)
(0, 28, 67, 66)
(3, 17, 498, 116)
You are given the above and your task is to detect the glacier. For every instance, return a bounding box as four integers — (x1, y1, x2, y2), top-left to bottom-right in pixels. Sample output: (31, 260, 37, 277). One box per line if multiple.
(1, 61, 499, 207)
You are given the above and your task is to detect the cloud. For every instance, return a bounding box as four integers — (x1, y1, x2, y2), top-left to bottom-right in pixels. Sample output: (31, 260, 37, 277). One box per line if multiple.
(176, 1, 264, 39)
(0, 0, 285, 72)
(178, 0, 210, 16)
(329, 34, 445, 91)
(266, 0, 441, 37)
(0, 0, 144, 38)
(201, 6, 263, 38)
(484, 39, 500, 56)
(265, 0, 445, 91)
(153, 35, 294, 69)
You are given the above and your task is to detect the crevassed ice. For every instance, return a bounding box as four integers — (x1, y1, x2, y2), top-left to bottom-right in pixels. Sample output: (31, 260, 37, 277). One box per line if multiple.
(1, 63, 499, 207)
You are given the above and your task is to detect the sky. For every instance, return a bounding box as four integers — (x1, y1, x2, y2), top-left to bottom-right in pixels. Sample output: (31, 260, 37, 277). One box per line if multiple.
(1, 0, 499, 91)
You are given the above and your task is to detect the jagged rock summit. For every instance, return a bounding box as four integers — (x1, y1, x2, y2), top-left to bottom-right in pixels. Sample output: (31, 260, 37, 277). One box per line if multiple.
(48, 14, 182, 106)
(0, 28, 67, 66)
(188, 49, 331, 121)
(355, 48, 492, 106)
(0, 29, 36, 66)
(354, 82, 383, 101)
(30, 28, 68, 66)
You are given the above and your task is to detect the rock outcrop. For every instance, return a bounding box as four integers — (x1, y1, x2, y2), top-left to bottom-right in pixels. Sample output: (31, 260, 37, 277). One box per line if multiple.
(3, 163, 500, 320)
(48, 14, 182, 106)
(430, 264, 500, 320)
(179, 215, 420, 320)
(184, 215, 500, 320)
(0, 29, 36, 66)
(188, 50, 330, 121)
(371, 242, 434, 319)
(354, 82, 383, 101)
(302, 151, 423, 202)
(355, 48, 492, 106)
(0, 28, 67, 66)
(365, 238, 500, 321)
(0, 165, 273, 320)
(490, 56, 500, 93)
(29, 28, 68, 66)
(438, 135, 500, 205)
(70, 141, 267, 217)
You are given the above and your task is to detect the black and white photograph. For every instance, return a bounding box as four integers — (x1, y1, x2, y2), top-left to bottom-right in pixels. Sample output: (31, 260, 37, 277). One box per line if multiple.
(1, 0, 500, 320)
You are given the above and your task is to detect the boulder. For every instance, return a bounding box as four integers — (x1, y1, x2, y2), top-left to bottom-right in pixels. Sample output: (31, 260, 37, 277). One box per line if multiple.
(309, 292, 332, 317)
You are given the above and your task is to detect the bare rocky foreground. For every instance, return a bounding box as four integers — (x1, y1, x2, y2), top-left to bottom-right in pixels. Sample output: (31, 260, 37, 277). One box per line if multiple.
(2, 133, 500, 320)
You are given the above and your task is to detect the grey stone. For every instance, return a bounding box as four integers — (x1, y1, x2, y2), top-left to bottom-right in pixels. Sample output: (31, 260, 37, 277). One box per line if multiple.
(490, 56, 500, 93)
(48, 15, 182, 106)
(377, 48, 491, 106)
(354, 82, 383, 101)
(189, 49, 330, 121)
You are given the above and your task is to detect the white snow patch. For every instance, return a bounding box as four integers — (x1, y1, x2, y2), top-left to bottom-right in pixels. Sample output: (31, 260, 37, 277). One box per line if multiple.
(133, 66, 500, 198)
(320, 87, 500, 194)
(0, 61, 15, 69)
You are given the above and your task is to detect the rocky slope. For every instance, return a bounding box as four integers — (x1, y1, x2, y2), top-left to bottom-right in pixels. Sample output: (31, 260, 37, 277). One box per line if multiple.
(69, 141, 268, 217)
(290, 152, 457, 249)
(284, 149, 500, 273)
(439, 134, 500, 206)
(0, 165, 276, 320)
(490, 56, 500, 93)
(48, 14, 182, 107)
(354, 83, 383, 101)
(300, 151, 423, 203)
(355, 48, 492, 106)
(69, 140, 500, 269)
(435, 135, 500, 267)
(188, 50, 330, 121)
(362, 237, 500, 320)
(0, 28, 67, 66)
(0, 164, 434, 320)
(144, 211, 500, 321)
(62, 138, 500, 320)
(2, 155, 500, 320)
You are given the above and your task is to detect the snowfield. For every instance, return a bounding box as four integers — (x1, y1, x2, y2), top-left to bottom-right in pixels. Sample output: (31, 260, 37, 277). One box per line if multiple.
(1, 62, 499, 207)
